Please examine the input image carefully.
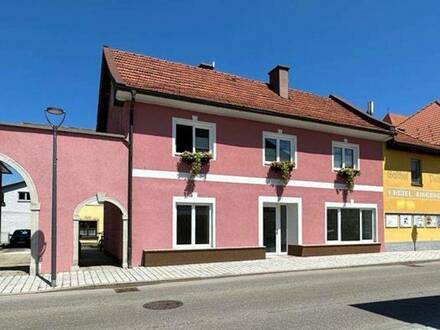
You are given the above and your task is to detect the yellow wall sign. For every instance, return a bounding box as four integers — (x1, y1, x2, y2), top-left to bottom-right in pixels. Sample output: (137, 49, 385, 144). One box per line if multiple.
(386, 188, 440, 200)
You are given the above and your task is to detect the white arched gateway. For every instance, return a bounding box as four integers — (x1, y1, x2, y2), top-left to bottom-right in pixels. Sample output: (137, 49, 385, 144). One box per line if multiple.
(0, 153, 40, 276)
(71, 192, 128, 271)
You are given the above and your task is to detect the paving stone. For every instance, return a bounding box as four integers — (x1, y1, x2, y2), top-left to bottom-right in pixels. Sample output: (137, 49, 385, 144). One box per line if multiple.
(2, 251, 440, 295)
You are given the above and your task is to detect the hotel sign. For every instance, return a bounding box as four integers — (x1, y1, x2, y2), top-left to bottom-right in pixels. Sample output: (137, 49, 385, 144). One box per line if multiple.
(386, 188, 440, 200)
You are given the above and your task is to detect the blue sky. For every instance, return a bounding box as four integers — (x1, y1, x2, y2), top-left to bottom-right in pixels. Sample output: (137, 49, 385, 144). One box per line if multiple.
(1, 0, 439, 183)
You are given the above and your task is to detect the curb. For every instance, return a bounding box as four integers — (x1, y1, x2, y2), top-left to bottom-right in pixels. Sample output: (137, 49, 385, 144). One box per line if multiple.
(3, 257, 440, 297)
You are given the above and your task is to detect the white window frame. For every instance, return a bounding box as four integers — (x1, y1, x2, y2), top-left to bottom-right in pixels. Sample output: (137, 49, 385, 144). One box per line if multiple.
(172, 196, 216, 249)
(324, 202, 377, 244)
(172, 117, 216, 159)
(262, 131, 297, 166)
(332, 141, 360, 171)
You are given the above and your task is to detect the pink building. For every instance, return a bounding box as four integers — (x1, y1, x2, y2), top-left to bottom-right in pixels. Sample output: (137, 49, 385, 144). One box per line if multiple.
(0, 123, 127, 274)
(97, 47, 392, 266)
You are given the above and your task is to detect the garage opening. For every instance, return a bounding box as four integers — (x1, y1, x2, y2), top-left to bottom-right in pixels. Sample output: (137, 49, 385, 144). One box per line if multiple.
(0, 162, 31, 276)
(72, 195, 128, 271)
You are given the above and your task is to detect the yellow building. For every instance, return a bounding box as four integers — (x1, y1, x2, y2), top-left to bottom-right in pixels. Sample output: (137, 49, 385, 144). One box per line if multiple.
(383, 101, 440, 251)
(78, 203, 104, 245)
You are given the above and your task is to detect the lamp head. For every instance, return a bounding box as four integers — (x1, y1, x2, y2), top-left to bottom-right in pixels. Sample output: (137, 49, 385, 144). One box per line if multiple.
(44, 107, 66, 128)
(45, 107, 65, 116)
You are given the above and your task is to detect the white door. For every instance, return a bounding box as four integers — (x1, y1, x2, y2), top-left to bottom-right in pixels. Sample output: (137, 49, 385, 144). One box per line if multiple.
(263, 204, 287, 254)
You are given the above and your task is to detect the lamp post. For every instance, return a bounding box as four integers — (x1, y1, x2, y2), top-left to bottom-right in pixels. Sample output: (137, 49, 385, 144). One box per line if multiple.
(0, 162, 12, 247)
(45, 107, 66, 287)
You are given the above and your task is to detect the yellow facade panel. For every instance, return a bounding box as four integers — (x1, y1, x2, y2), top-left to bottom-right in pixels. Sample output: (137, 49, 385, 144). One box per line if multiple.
(384, 147, 440, 245)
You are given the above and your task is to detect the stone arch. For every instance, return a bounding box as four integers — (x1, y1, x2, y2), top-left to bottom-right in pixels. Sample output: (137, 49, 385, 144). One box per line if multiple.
(72, 193, 128, 271)
(0, 152, 40, 276)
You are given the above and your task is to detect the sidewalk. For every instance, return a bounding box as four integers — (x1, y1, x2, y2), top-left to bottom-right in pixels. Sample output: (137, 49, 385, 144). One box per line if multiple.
(1, 250, 440, 296)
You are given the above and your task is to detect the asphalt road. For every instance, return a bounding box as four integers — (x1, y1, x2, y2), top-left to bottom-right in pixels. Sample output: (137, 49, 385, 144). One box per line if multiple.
(1, 262, 440, 330)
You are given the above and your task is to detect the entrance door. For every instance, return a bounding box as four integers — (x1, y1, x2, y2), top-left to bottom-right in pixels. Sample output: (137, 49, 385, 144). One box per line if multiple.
(263, 204, 287, 254)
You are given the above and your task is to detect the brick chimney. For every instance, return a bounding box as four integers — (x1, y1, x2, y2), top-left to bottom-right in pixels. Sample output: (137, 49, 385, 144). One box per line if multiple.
(268, 65, 289, 99)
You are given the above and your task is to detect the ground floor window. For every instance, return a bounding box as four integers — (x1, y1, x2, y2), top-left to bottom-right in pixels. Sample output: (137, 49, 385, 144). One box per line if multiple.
(79, 221, 97, 238)
(176, 203, 212, 248)
(327, 207, 375, 242)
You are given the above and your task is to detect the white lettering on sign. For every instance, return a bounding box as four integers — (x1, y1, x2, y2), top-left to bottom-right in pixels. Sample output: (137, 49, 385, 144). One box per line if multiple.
(386, 188, 440, 200)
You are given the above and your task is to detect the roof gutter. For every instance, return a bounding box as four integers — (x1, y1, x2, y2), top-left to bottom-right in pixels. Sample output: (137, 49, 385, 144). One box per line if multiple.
(387, 139, 440, 155)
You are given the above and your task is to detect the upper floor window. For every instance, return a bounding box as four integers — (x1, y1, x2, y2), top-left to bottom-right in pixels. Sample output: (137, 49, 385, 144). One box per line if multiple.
(172, 117, 216, 158)
(411, 159, 422, 186)
(332, 141, 359, 170)
(263, 131, 297, 165)
(18, 191, 31, 202)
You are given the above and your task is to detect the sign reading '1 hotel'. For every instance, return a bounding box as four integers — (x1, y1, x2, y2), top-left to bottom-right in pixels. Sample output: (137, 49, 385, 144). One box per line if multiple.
(387, 188, 440, 200)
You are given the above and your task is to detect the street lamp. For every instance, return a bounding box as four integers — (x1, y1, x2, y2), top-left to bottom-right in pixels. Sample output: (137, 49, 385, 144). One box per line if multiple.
(0, 162, 11, 247)
(45, 107, 66, 287)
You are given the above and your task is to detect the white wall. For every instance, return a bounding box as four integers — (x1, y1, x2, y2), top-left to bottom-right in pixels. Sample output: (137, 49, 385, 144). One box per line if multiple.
(1, 185, 31, 244)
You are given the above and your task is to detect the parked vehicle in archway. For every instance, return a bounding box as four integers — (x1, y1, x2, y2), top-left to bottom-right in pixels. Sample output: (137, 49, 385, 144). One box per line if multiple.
(9, 229, 30, 248)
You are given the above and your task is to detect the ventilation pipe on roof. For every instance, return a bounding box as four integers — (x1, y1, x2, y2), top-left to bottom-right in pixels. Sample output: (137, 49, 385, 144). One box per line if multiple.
(367, 101, 374, 115)
(198, 62, 215, 70)
(268, 65, 289, 99)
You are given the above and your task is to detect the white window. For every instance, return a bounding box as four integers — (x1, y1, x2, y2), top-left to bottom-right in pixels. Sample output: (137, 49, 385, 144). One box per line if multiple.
(326, 206, 376, 243)
(172, 117, 216, 158)
(18, 191, 31, 202)
(263, 131, 297, 165)
(173, 197, 215, 249)
(332, 141, 359, 170)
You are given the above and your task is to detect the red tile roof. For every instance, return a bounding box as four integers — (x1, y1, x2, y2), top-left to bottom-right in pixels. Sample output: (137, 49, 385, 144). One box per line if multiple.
(387, 101, 440, 153)
(398, 101, 440, 145)
(382, 112, 408, 126)
(102, 47, 390, 134)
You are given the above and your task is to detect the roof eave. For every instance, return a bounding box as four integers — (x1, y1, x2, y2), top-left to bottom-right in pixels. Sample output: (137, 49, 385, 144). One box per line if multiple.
(387, 139, 440, 155)
(329, 94, 392, 130)
(115, 85, 393, 138)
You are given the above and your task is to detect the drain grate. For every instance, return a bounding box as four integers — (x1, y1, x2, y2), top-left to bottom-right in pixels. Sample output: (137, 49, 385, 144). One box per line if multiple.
(114, 287, 140, 293)
(143, 300, 183, 310)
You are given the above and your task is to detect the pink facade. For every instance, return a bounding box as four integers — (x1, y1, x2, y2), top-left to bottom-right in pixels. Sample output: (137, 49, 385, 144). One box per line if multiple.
(0, 101, 386, 272)
(0, 124, 127, 273)
(126, 102, 385, 266)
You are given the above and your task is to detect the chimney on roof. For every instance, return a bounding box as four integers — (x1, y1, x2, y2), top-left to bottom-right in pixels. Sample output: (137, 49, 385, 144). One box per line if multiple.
(367, 101, 374, 115)
(199, 62, 215, 70)
(268, 65, 289, 99)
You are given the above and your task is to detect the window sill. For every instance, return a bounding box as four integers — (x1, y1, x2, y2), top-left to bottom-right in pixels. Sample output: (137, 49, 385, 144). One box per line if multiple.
(333, 168, 359, 172)
(324, 241, 377, 245)
(173, 245, 213, 250)
(173, 154, 216, 161)
(264, 161, 297, 169)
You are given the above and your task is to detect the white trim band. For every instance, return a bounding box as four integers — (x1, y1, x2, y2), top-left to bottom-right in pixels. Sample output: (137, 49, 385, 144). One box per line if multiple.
(133, 169, 383, 192)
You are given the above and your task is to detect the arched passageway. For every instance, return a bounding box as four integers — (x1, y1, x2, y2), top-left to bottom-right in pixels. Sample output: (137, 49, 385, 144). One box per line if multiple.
(0, 153, 40, 276)
(72, 193, 128, 271)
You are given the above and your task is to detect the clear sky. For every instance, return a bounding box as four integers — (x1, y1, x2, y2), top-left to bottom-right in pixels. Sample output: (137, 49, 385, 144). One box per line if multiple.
(1, 0, 439, 182)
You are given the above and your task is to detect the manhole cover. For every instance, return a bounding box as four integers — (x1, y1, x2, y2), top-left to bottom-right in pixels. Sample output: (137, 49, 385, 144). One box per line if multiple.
(143, 300, 183, 310)
(114, 287, 140, 293)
